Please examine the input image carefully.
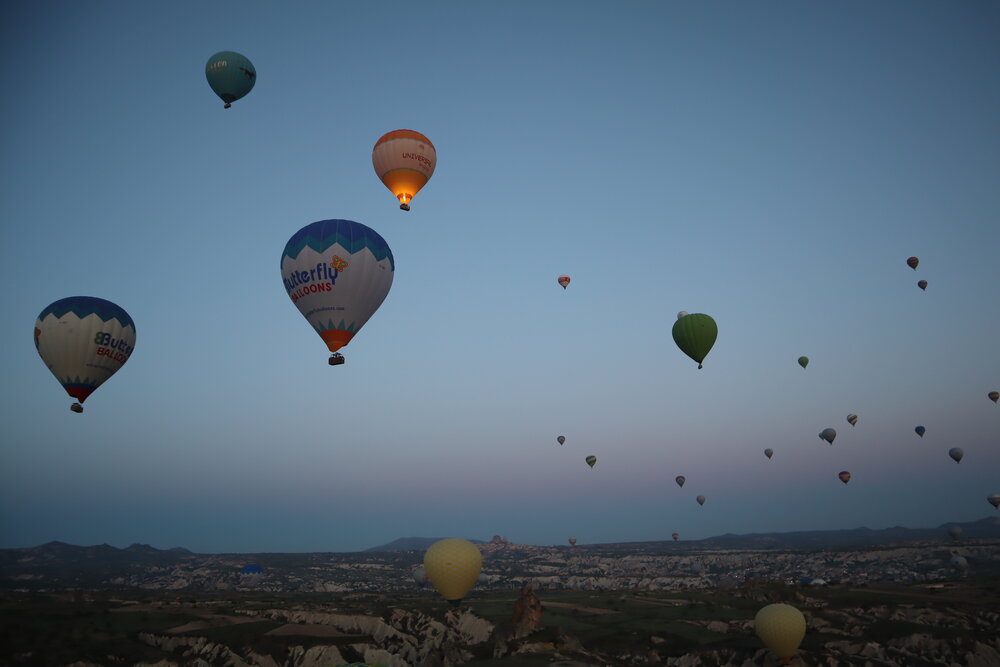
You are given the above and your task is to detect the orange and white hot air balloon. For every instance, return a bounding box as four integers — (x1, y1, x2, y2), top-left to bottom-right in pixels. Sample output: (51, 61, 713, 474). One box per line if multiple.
(372, 129, 436, 211)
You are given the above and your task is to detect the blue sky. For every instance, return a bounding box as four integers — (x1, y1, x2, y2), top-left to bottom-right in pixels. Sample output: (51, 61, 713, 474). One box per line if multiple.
(1, 1, 997, 553)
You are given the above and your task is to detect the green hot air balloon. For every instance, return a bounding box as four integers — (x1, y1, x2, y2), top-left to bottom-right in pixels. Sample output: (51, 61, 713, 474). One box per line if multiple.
(585, 455, 597, 468)
(797, 356, 809, 369)
(672, 313, 717, 369)
(205, 51, 256, 108)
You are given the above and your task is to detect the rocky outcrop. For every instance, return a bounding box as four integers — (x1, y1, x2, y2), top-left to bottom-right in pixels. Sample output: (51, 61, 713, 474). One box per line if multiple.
(511, 584, 543, 638)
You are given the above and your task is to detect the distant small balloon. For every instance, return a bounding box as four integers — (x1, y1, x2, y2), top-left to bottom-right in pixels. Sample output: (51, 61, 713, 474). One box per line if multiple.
(948, 525, 963, 542)
(819, 428, 837, 444)
(797, 356, 809, 369)
(558, 275, 571, 289)
(948, 447, 964, 463)
(915, 425, 926, 438)
(672, 532, 680, 541)
(675, 475, 686, 488)
(950, 554, 969, 573)
(988, 391, 998, 404)
(764, 448, 773, 460)
(696, 495, 706, 506)
(585, 455, 597, 468)
(412, 565, 428, 586)
(847, 414, 858, 426)
(557, 435, 565, 445)
(677, 311, 688, 319)
(917, 280, 927, 291)
(568, 536, 577, 546)
(988, 495, 1000, 509)
(838, 471, 851, 484)
(907, 256, 919, 270)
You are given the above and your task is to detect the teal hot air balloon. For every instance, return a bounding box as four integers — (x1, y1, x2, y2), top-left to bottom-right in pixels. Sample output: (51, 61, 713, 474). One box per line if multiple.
(672, 313, 717, 369)
(205, 51, 256, 108)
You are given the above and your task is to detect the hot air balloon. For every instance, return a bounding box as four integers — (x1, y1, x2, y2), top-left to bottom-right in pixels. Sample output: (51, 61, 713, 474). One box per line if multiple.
(696, 495, 706, 506)
(281, 220, 394, 365)
(948, 447, 964, 463)
(988, 495, 1000, 509)
(948, 525, 963, 542)
(35, 297, 136, 413)
(423, 538, 482, 604)
(838, 471, 851, 484)
(764, 448, 773, 459)
(205, 51, 256, 108)
(671, 533, 680, 541)
(557, 275, 571, 289)
(950, 554, 969, 573)
(847, 414, 858, 426)
(557, 435, 565, 445)
(907, 256, 919, 270)
(677, 311, 688, 319)
(917, 280, 927, 291)
(372, 129, 436, 210)
(988, 391, 998, 404)
(675, 476, 686, 488)
(819, 428, 837, 444)
(240, 563, 263, 585)
(568, 537, 577, 546)
(915, 425, 926, 437)
(585, 455, 597, 468)
(797, 356, 809, 369)
(755, 603, 806, 664)
(671, 313, 717, 369)
(412, 565, 428, 587)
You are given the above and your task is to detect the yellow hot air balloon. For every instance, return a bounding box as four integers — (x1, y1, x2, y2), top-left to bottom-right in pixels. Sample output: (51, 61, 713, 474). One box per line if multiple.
(372, 129, 436, 210)
(423, 538, 482, 604)
(755, 603, 806, 663)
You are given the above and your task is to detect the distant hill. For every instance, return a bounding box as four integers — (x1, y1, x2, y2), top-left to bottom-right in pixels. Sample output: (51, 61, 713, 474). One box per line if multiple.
(363, 537, 486, 552)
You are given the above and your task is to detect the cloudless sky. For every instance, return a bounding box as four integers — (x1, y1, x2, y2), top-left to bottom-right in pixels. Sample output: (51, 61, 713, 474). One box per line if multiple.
(1, 1, 997, 553)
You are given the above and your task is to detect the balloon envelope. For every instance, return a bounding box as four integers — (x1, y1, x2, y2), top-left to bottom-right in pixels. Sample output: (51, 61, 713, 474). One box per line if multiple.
(838, 471, 851, 484)
(672, 533, 680, 541)
(948, 447, 964, 463)
(205, 51, 256, 108)
(671, 313, 717, 369)
(557, 435, 565, 445)
(819, 428, 836, 444)
(764, 448, 773, 459)
(755, 603, 806, 661)
(35, 296, 136, 411)
(585, 455, 597, 468)
(281, 220, 394, 358)
(915, 425, 926, 437)
(696, 495, 705, 506)
(676, 311, 688, 319)
(568, 537, 577, 546)
(948, 525, 963, 542)
(907, 256, 919, 269)
(847, 414, 858, 426)
(797, 356, 809, 369)
(372, 129, 436, 209)
(917, 280, 927, 290)
(675, 476, 686, 488)
(557, 275, 571, 289)
(423, 538, 482, 602)
(988, 495, 1000, 509)
(412, 565, 428, 586)
(988, 391, 998, 404)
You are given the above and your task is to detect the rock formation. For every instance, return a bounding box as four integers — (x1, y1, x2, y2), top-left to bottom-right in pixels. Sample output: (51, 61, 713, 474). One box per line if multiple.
(510, 584, 543, 638)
